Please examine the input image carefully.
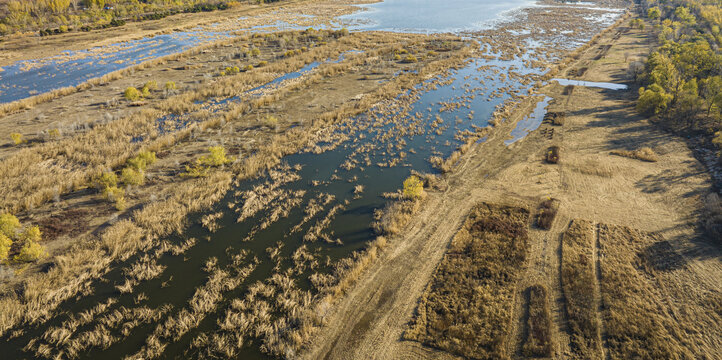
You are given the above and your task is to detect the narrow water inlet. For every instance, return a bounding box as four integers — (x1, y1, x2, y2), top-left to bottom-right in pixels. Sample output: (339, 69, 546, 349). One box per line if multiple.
(551, 78, 628, 90)
(504, 96, 552, 146)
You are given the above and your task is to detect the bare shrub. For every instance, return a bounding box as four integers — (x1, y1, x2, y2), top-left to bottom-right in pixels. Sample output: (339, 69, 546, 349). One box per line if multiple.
(536, 198, 559, 230)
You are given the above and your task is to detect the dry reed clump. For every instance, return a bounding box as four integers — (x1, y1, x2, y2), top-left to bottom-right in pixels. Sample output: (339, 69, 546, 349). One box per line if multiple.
(201, 211, 224, 232)
(116, 254, 166, 294)
(598, 224, 697, 359)
(371, 200, 420, 235)
(405, 203, 530, 359)
(536, 198, 559, 230)
(523, 284, 555, 358)
(30, 303, 173, 359)
(561, 219, 602, 360)
(303, 202, 345, 244)
(545, 145, 560, 164)
(289, 193, 335, 234)
(243, 189, 306, 242)
(610, 147, 658, 162)
(130, 251, 257, 360)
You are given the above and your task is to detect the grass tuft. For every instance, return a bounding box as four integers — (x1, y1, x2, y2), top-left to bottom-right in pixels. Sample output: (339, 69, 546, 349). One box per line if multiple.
(610, 147, 658, 162)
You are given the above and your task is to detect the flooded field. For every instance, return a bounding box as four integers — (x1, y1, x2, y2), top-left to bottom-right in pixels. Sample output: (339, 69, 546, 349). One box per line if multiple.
(0, 0, 634, 358)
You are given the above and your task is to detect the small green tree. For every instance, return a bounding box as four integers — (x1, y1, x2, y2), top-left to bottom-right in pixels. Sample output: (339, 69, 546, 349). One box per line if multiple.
(143, 80, 158, 91)
(181, 161, 209, 178)
(701, 76, 722, 118)
(103, 186, 126, 210)
(124, 87, 141, 101)
(10, 133, 25, 145)
(402, 176, 424, 200)
(637, 84, 673, 116)
(402, 55, 418, 63)
(94, 171, 118, 190)
(21, 225, 42, 243)
(164, 81, 176, 90)
(0, 213, 21, 238)
(199, 146, 232, 167)
(14, 239, 46, 262)
(127, 150, 156, 171)
(647, 7, 661, 20)
(121, 167, 144, 185)
(674, 6, 696, 25)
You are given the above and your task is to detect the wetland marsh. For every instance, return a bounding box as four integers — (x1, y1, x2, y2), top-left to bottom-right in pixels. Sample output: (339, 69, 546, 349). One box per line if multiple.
(3, 0, 718, 359)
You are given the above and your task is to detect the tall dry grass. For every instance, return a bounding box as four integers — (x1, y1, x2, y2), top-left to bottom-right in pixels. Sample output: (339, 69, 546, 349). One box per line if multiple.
(523, 284, 555, 358)
(598, 224, 697, 359)
(561, 219, 602, 360)
(405, 203, 530, 359)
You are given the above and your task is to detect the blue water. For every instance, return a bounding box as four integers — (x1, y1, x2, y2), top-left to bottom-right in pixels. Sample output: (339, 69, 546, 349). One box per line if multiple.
(552, 78, 628, 90)
(0, 30, 231, 104)
(339, 0, 535, 33)
(504, 96, 551, 145)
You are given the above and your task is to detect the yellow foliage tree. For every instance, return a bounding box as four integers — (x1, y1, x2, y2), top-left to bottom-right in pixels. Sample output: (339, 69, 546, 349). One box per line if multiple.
(0, 234, 12, 262)
(0, 213, 21, 238)
(402, 175, 424, 200)
(14, 240, 46, 263)
(121, 167, 144, 186)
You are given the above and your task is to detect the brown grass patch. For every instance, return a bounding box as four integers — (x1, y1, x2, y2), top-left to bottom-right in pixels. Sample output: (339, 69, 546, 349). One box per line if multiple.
(610, 147, 658, 162)
(405, 203, 530, 359)
(535, 198, 559, 230)
(561, 219, 602, 360)
(523, 284, 555, 358)
(598, 224, 698, 359)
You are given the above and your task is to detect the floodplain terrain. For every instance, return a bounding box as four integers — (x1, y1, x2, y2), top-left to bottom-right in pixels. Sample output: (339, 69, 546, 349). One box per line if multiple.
(0, 0, 720, 359)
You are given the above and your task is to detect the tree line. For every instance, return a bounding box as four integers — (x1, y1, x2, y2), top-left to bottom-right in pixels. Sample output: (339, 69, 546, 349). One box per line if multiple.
(0, 0, 263, 35)
(634, 0, 722, 148)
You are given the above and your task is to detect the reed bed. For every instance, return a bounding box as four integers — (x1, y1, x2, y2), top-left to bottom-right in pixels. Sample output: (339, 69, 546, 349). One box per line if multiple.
(561, 219, 602, 360)
(0, 34, 473, 340)
(598, 224, 697, 359)
(405, 203, 530, 359)
(129, 251, 257, 360)
(523, 284, 555, 358)
(0, 170, 231, 336)
(0, 29, 357, 214)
